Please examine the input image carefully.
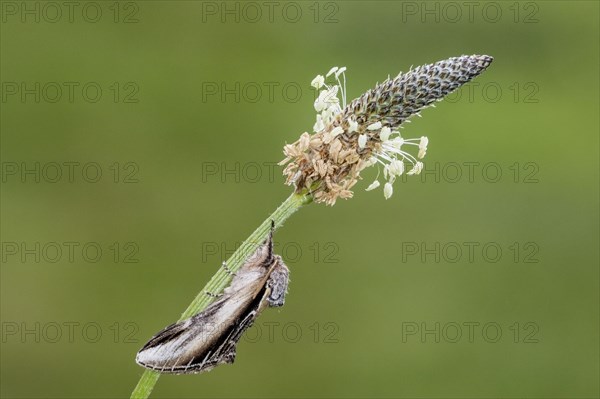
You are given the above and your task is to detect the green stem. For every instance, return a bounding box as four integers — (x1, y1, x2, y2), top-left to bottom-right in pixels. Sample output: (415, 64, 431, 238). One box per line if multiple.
(130, 192, 311, 399)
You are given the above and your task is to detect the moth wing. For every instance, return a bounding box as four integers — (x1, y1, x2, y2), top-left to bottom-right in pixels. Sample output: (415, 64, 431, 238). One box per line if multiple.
(153, 303, 260, 373)
(211, 307, 259, 365)
(137, 318, 191, 353)
(136, 299, 231, 374)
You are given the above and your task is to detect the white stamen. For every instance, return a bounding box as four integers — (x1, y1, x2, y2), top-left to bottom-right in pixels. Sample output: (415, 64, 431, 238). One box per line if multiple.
(408, 162, 424, 175)
(380, 126, 391, 142)
(335, 67, 347, 79)
(365, 180, 380, 191)
(311, 75, 325, 89)
(331, 126, 344, 137)
(418, 136, 429, 159)
(367, 121, 382, 131)
(388, 159, 405, 177)
(313, 114, 324, 133)
(348, 118, 359, 133)
(358, 134, 367, 149)
(384, 182, 393, 199)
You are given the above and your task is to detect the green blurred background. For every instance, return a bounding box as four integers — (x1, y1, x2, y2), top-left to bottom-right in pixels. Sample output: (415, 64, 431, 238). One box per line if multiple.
(1, 1, 598, 398)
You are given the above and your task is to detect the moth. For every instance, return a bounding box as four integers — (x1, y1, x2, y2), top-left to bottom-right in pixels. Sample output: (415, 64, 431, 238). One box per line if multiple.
(136, 223, 289, 374)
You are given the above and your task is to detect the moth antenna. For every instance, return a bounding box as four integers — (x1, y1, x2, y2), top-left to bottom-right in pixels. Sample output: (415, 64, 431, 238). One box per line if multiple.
(265, 220, 275, 264)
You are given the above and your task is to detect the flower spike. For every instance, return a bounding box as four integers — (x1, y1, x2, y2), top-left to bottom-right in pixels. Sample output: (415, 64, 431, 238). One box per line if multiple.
(280, 55, 493, 205)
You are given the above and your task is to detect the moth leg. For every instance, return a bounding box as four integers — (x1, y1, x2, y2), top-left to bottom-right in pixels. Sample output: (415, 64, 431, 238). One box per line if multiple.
(223, 347, 236, 364)
(221, 261, 236, 276)
(204, 291, 222, 298)
(266, 256, 289, 307)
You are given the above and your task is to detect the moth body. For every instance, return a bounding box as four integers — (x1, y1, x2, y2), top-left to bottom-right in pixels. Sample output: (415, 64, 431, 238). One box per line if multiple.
(136, 227, 289, 374)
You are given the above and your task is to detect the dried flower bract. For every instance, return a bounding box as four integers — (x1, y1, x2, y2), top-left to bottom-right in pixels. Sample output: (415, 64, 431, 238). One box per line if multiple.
(280, 55, 493, 205)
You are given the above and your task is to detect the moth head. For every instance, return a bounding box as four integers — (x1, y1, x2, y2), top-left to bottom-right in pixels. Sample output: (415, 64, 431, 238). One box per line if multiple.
(243, 220, 276, 269)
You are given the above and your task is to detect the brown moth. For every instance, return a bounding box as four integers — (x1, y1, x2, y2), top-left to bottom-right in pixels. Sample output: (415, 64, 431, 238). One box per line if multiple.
(136, 223, 289, 374)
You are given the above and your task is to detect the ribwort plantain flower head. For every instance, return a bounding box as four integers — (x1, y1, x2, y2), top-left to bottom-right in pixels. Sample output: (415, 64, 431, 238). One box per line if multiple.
(280, 55, 493, 205)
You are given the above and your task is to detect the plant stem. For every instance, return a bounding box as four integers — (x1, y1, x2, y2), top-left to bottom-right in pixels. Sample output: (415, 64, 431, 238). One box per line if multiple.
(130, 192, 311, 399)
